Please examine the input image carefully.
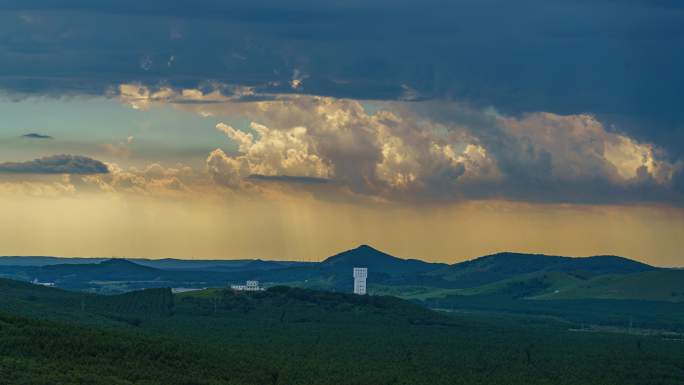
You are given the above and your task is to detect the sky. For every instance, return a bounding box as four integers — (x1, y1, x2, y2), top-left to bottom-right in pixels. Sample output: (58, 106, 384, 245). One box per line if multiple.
(0, 0, 683, 265)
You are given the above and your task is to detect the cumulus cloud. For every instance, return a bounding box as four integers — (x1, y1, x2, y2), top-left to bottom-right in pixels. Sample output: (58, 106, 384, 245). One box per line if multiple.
(213, 122, 332, 180)
(494, 112, 675, 185)
(112, 81, 683, 203)
(192, 92, 681, 204)
(114, 84, 684, 204)
(202, 96, 494, 201)
(415, 104, 683, 203)
(0, 155, 109, 175)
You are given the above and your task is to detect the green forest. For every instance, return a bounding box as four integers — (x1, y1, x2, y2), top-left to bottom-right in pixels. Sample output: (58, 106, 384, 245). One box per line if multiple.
(0, 281, 683, 384)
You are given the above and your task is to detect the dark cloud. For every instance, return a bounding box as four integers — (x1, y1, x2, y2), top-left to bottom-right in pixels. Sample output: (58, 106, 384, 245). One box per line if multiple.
(247, 174, 330, 184)
(0, 0, 682, 159)
(0, 154, 109, 174)
(21, 133, 53, 139)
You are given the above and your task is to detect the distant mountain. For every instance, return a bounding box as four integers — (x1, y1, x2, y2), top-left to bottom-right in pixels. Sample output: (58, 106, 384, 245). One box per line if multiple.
(40, 258, 157, 276)
(19, 259, 168, 290)
(0, 256, 107, 266)
(0, 259, 234, 293)
(0, 256, 307, 270)
(132, 258, 254, 270)
(0, 247, 674, 303)
(322, 245, 446, 276)
(204, 259, 299, 272)
(429, 252, 654, 288)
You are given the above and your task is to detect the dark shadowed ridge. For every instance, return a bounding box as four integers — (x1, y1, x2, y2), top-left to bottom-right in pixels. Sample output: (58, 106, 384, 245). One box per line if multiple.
(97, 259, 158, 271)
(42, 258, 158, 272)
(36, 258, 161, 280)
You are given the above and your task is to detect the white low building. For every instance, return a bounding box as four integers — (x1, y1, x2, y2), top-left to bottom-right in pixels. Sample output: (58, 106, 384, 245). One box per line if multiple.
(231, 280, 264, 291)
(31, 278, 55, 287)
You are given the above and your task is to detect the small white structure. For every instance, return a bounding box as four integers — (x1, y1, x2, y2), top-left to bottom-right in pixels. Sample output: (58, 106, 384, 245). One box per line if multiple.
(353, 267, 367, 295)
(31, 278, 55, 287)
(231, 280, 264, 291)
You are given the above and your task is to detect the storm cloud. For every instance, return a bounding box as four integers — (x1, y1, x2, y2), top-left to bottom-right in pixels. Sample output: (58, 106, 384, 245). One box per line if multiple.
(0, 0, 682, 156)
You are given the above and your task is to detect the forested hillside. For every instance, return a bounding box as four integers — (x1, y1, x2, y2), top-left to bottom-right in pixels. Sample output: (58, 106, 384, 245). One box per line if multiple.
(1, 282, 684, 384)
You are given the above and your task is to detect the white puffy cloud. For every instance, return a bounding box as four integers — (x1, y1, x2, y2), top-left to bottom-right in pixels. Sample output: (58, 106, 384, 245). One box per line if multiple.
(204, 95, 490, 200)
(206, 149, 249, 189)
(496, 112, 676, 185)
(117, 84, 683, 204)
(213, 122, 332, 181)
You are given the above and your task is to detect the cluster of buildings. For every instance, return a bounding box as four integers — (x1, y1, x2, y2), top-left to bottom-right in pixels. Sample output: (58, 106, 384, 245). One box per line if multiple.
(230, 268, 368, 295)
(231, 280, 264, 291)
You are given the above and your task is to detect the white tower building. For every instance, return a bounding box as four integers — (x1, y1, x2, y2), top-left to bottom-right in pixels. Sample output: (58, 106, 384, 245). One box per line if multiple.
(353, 267, 368, 295)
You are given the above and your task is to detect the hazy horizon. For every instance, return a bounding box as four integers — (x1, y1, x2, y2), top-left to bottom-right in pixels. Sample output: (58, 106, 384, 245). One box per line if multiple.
(2, 242, 682, 269)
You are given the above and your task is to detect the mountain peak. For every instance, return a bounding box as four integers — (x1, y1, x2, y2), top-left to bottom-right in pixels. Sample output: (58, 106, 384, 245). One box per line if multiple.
(323, 245, 396, 265)
(100, 258, 136, 265)
(354, 244, 379, 252)
(321, 245, 444, 275)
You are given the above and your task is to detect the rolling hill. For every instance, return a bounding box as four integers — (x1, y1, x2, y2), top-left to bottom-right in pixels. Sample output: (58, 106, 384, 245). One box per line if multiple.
(533, 269, 684, 302)
(0, 246, 681, 305)
(427, 252, 655, 288)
